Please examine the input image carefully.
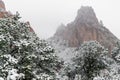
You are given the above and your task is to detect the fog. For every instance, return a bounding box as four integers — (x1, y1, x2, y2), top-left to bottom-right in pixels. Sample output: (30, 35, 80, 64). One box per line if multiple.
(4, 0, 120, 39)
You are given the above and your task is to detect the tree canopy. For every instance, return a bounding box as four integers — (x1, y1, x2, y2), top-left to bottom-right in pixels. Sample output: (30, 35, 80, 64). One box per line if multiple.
(0, 14, 61, 80)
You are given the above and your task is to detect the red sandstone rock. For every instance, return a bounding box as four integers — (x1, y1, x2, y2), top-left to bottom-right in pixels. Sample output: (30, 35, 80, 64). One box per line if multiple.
(0, 0, 12, 18)
(54, 6, 119, 51)
(0, 0, 34, 32)
(0, 0, 6, 11)
(25, 21, 34, 32)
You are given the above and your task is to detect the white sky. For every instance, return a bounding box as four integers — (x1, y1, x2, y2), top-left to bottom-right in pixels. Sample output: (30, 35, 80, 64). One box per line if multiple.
(3, 0, 120, 39)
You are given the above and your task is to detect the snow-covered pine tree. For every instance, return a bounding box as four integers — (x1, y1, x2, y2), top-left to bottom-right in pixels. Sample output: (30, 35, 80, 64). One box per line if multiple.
(112, 41, 120, 63)
(73, 41, 108, 80)
(0, 13, 61, 80)
(108, 41, 120, 80)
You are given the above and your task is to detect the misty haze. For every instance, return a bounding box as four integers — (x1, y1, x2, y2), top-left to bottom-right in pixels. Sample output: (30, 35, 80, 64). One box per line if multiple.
(0, 0, 120, 80)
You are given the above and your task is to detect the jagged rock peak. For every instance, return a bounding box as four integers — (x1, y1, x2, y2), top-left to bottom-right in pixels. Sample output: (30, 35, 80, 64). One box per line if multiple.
(52, 6, 119, 52)
(0, 0, 13, 18)
(75, 6, 98, 24)
(0, 0, 6, 12)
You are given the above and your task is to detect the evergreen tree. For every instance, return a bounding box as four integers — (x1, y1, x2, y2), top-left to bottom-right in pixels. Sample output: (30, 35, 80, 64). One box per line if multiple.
(73, 41, 108, 80)
(112, 41, 120, 63)
(0, 13, 61, 80)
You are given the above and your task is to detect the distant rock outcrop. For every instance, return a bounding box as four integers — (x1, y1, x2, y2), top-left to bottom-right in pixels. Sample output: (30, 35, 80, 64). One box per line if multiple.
(0, 0, 6, 11)
(0, 0, 34, 32)
(53, 6, 119, 51)
(0, 0, 12, 18)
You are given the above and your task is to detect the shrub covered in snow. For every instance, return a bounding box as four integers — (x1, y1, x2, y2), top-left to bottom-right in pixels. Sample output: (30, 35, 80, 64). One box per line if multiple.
(0, 14, 61, 80)
(73, 41, 109, 80)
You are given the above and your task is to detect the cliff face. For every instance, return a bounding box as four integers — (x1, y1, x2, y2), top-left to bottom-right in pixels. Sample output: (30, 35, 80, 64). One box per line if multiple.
(0, 0, 12, 18)
(0, 0, 6, 11)
(53, 6, 118, 51)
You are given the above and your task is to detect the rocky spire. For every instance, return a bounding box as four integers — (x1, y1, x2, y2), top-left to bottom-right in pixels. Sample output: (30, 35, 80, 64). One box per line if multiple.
(0, 0, 6, 12)
(53, 6, 118, 52)
(74, 6, 99, 25)
(0, 0, 13, 18)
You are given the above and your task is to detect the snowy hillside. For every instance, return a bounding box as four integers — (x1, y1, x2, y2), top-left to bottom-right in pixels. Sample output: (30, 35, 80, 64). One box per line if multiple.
(48, 36, 120, 80)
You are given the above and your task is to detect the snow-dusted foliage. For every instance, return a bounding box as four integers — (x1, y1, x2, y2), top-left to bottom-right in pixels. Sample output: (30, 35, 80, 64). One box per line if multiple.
(0, 14, 61, 80)
(48, 36, 120, 80)
(48, 37, 78, 79)
(48, 37, 77, 63)
(112, 42, 120, 63)
(73, 41, 109, 80)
